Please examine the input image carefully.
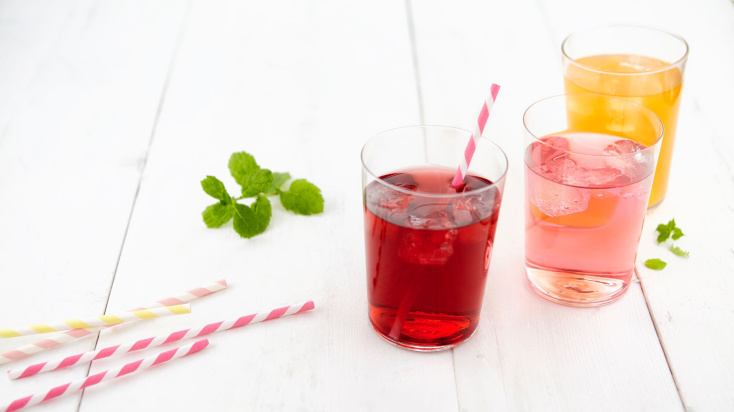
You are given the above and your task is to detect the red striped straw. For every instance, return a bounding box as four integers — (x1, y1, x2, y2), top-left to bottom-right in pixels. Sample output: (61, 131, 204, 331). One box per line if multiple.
(1, 339, 209, 412)
(0, 279, 227, 365)
(450, 84, 501, 189)
(7, 301, 314, 380)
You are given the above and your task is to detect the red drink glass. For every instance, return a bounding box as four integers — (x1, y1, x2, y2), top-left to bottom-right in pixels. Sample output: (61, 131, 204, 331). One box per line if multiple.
(361, 126, 508, 351)
(523, 94, 663, 307)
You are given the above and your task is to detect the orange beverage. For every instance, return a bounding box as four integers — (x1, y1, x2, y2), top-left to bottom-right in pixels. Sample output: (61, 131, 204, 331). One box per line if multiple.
(562, 27, 688, 207)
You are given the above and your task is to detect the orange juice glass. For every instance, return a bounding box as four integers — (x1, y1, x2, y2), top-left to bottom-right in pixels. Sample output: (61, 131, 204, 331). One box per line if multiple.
(562, 26, 688, 208)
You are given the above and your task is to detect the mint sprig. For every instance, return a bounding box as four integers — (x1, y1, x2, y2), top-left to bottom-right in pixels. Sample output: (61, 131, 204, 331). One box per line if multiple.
(646, 218, 689, 270)
(656, 219, 684, 243)
(201, 151, 323, 239)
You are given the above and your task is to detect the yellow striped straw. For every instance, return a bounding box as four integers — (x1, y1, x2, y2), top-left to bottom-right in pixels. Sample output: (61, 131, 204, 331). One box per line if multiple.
(0, 305, 191, 339)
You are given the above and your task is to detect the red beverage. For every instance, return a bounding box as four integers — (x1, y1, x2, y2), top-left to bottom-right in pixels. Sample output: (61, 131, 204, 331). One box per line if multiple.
(363, 167, 501, 350)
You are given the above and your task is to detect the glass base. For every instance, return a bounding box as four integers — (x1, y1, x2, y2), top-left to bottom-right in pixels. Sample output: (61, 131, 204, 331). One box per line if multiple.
(525, 264, 632, 307)
(368, 318, 477, 352)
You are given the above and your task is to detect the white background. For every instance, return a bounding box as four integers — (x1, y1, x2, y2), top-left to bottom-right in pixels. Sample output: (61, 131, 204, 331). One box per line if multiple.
(0, 0, 732, 411)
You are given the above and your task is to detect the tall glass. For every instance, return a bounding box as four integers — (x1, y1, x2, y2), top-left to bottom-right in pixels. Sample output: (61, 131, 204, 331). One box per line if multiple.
(562, 25, 688, 208)
(524, 94, 663, 307)
(361, 126, 507, 351)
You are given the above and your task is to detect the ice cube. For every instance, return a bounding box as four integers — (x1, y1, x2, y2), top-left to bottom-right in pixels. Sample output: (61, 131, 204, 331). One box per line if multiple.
(582, 167, 625, 186)
(451, 208, 475, 227)
(365, 177, 416, 216)
(603, 140, 653, 179)
(451, 187, 497, 224)
(405, 208, 454, 230)
(528, 159, 591, 217)
(527, 136, 570, 168)
(538, 157, 586, 186)
(399, 209, 458, 265)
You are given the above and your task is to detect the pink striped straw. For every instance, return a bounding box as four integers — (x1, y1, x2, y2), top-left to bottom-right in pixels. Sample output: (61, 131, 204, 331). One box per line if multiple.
(450, 84, 501, 189)
(128, 279, 228, 311)
(7, 301, 314, 380)
(0, 279, 227, 365)
(1, 339, 209, 412)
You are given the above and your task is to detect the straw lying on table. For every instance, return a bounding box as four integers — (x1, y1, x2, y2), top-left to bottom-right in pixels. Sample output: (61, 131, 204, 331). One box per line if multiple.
(128, 279, 228, 311)
(7, 301, 315, 380)
(1, 339, 209, 412)
(0, 305, 190, 339)
(0, 279, 227, 364)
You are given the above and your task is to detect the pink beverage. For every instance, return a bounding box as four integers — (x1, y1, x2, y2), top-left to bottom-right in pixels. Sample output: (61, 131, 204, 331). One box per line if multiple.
(524, 132, 655, 306)
(364, 167, 501, 351)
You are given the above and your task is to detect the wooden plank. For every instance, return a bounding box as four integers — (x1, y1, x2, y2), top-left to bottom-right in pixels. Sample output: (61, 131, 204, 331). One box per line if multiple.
(409, 1, 685, 410)
(80, 1, 460, 411)
(0, 1, 187, 410)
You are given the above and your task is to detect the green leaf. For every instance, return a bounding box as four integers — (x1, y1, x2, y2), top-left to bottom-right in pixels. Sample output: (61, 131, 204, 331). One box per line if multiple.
(201, 176, 231, 203)
(232, 203, 269, 239)
(656, 220, 673, 243)
(241, 169, 273, 197)
(252, 195, 272, 229)
(669, 245, 690, 258)
(279, 179, 324, 215)
(202, 203, 234, 228)
(265, 172, 291, 195)
(644, 258, 667, 270)
(228, 152, 260, 186)
(671, 227, 684, 240)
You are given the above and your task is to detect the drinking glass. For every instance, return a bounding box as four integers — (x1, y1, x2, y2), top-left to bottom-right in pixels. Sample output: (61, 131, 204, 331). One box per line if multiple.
(361, 125, 507, 350)
(562, 25, 688, 208)
(524, 94, 663, 307)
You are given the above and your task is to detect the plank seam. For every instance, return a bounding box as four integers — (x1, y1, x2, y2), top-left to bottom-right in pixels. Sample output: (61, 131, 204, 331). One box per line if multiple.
(404, 0, 425, 125)
(636, 268, 688, 411)
(74, 1, 194, 410)
(451, 349, 462, 412)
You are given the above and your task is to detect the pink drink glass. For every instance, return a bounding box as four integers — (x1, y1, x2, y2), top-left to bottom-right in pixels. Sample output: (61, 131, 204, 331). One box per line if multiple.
(523, 94, 663, 306)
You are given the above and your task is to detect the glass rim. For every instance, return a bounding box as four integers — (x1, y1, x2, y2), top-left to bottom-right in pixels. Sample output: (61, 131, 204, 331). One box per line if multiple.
(522, 93, 664, 157)
(361, 125, 509, 199)
(561, 24, 689, 76)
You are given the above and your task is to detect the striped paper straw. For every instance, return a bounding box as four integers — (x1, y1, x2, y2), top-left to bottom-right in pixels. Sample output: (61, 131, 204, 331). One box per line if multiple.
(1, 339, 209, 412)
(0, 279, 227, 364)
(8, 301, 314, 380)
(0, 305, 190, 339)
(129, 279, 228, 311)
(0, 328, 104, 365)
(450, 83, 501, 189)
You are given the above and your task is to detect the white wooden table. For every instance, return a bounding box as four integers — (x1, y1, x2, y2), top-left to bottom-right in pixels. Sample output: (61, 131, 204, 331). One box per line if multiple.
(1, 1, 732, 411)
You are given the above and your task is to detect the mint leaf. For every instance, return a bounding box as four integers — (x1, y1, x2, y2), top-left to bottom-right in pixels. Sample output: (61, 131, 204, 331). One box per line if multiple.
(656, 219, 686, 243)
(670, 245, 689, 257)
(241, 169, 273, 197)
(265, 172, 291, 195)
(232, 203, 268, 239)
(252, 195, 272, 228)
(671, 227, 684, 240)
(656, 220, 673, 243)
(202, 203, 234, 228)
(201, 176, 231, 203)
(280, 179, 324, 215)
(228, 152, 260, 186)
(644, 259, 667, 270)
